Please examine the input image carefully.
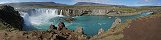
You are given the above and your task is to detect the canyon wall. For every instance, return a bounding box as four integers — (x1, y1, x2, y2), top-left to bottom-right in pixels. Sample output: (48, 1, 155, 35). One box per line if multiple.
(17, 8, 160, 16)
(57, 8, 153, 16)
(58, 9, 111, 16)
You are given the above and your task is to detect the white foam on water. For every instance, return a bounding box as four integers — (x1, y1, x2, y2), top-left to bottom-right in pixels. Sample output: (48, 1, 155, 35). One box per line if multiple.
(29, 9, 58, 25)
(20, 8, 63, 30)
(20, 12, 31, 27)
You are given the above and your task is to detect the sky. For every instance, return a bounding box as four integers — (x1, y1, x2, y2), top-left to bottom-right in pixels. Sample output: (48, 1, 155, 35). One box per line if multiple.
(0, 0, 161, 6)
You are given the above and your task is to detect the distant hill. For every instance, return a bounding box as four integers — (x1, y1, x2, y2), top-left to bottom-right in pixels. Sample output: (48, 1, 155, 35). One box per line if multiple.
(0, 2, 130, 8)
(74, 2, 112, 6)
(74, 2, 126, 7)
(1, 2, 68, 8)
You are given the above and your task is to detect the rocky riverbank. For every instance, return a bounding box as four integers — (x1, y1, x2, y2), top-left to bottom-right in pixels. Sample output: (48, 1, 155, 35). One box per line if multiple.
(0, 21, 88, 40)
(90, 18, 128, 40)
(0, 28, 87, 40)
(90, 13, 161, 40)
(121, 13, 161, 40)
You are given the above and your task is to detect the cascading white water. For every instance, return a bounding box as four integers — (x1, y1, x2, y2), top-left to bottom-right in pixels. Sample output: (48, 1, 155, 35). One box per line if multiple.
(20, 12, 31, 26)
(20, 8, 63, 30)
(29, 8, 59, 25)
(58, 10, 63, 17)
(20, 12, 32, 30)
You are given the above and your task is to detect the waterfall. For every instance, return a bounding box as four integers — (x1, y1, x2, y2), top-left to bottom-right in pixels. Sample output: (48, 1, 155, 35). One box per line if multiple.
(20, 12, 31, 26)
(60, 10, 63, 15)
(28, 8, 60, 25)
(57, 10, 63, 17)
(20, 8, 63, 30)
(20, 12, 32, 30)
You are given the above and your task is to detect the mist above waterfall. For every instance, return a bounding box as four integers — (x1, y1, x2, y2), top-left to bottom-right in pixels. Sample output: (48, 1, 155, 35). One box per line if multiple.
(20, 12, 31, 26)
(20, 8, 63, 30)
(29, 9, 58, 25)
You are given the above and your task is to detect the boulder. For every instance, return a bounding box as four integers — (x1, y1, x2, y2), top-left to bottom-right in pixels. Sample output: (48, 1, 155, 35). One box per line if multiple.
(75, 26, 84, 34)
(111, 18, 121, 28)
(0, 5, 24, 30)
(63, 17, 75, 22)
(49, 24, 57, 30)
(57, 22, 65, 30)
(98, 28, 104, 35)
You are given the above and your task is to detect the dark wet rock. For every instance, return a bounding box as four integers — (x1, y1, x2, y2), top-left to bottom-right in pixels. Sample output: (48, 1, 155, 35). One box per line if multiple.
(64, 17, 75, 22)
(80, 10, 92, 16)
(58, 22, 66, 30)
(0, 5, 24, 30)
(49, 24, 57, 30)
(56, 35, 67, 40)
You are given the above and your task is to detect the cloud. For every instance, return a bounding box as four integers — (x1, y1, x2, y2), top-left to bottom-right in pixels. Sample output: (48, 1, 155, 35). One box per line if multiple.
(73, 0, 106, 3)
(144, 0, 150, 2)
(143, 0, 156, 2)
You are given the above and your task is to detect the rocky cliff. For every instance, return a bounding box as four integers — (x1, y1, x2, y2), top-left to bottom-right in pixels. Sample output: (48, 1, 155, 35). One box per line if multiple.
(0, 5, 24, 30)
(57, 8, 146, 16)
(58, 8, 112, 16)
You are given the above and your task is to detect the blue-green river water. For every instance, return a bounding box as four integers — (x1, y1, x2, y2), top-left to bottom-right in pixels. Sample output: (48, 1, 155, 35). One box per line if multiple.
(20, 8, 152, 36)
(34, 12, 151, 36)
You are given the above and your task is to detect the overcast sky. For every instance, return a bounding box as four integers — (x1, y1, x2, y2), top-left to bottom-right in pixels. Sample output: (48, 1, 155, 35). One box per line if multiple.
(0, 0, 161, 6)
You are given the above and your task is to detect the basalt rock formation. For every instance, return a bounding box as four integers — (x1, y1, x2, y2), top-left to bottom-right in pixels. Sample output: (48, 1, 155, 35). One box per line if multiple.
(58, 9, 111, 16)
(57, 9, 145, 16)
(0, 5, 24, 30)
